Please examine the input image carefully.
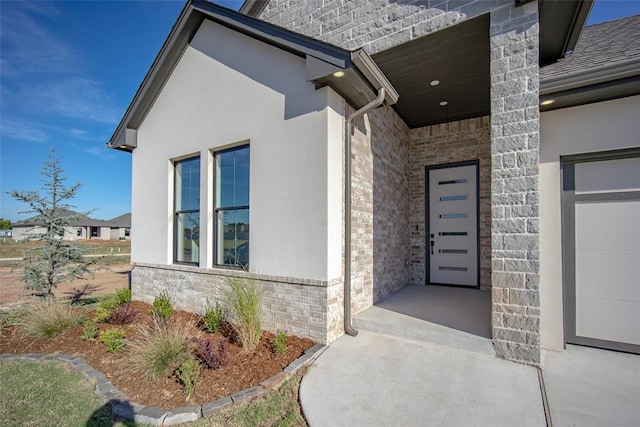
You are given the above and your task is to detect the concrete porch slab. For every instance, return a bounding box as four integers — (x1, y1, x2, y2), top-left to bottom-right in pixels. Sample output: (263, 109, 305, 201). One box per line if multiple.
(354, 285, 493, 355)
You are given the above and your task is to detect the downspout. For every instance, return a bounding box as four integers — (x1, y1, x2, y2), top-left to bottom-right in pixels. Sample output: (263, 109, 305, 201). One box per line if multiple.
(344, 87, 386, 337)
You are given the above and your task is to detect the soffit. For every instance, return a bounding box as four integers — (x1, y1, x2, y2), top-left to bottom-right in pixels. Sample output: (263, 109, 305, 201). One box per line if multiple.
(373, 14, 490, 129)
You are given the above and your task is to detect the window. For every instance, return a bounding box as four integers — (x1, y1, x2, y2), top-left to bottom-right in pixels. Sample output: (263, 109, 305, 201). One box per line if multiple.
(124, 228, 130, 237)
(174, 156, 200, 264)
(77, 228, 82, 237)
(214, 145, 249, 268)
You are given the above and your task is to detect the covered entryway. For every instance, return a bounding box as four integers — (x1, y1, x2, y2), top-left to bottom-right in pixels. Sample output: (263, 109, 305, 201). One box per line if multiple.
(562, 149, 640, 354)
(426, 161, 480, 287)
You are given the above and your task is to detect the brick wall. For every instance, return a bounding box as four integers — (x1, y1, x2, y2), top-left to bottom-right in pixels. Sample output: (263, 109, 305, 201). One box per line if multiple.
(349, 103, 411, 318)
(489, 4, 541, 365)
(260, 0, 495, 54)
(132, 263, 335, 344)
(409, 116, 492, 289)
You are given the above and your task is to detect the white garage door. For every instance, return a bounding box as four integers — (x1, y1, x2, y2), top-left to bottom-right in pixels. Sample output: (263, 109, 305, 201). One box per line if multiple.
(564, 154, 640, 354)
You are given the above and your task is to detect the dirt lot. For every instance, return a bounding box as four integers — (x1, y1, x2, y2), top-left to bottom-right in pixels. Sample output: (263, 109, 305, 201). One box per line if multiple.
(0, 262, 131, 308)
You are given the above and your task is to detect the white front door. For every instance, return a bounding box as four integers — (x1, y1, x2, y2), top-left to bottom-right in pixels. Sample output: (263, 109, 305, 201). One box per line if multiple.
(427, 163, 478, 287)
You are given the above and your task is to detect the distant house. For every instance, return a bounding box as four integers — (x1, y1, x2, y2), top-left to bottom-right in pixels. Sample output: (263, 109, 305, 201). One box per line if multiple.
(0, 230, 12, 238)
(108, 0, 639, 364)
(11, 209, 131, 241)
(104, 213, 132, 240)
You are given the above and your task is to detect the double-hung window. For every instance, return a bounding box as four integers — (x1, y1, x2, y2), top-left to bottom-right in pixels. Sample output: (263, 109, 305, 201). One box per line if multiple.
(174, 156, 200, 264)
(214, 145, 249, 268)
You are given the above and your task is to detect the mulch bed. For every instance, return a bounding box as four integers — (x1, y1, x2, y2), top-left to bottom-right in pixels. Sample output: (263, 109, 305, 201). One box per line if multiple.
(0, 301, 314, 410)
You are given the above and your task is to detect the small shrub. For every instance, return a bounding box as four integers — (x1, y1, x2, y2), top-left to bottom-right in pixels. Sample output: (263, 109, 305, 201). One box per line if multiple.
(129, 317, 191, 379)
(152, 290, 174, 319)
(192, 337, 227, 370)
(106, 304, 138, 325)
(98, 328, 126, 353)
(225, 277, 262, 352)
(82, 321, 99, 341)
(98, 294, 120, 311)
(114, 288, 132, 306)
(94, 306, 111, 323)
(94, 290, 130, 323)
(176, 357, 201, 400)
(18, 302, 86, 338)
(271, 330, 287, 354)
(203, 299, 225, 334)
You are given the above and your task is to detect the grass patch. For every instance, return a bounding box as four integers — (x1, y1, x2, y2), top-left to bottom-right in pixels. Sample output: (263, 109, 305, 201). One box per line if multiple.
(129, 317, 191, 379)
(0, 359, 308, 427)
(194, 368, 308, 427)
(0, 359, 132, 427)
(17, 302, 86, 338)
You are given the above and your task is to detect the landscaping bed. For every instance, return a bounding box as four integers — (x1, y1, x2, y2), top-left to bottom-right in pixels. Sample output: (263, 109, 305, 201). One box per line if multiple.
(0, 300, 314, 411)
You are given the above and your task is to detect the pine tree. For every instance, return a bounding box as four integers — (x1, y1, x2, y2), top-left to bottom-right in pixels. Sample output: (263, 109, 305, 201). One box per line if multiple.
(10, 149, 96, 299)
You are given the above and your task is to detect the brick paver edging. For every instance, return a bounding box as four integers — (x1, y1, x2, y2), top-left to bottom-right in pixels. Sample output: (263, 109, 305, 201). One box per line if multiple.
(0, 343, 327, 426)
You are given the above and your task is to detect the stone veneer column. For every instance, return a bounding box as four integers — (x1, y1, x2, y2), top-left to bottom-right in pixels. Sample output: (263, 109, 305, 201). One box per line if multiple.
(489, 2, 541, 365)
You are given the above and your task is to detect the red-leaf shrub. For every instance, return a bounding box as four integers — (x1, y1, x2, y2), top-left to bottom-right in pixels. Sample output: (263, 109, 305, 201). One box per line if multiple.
(192, 337, 227, 370)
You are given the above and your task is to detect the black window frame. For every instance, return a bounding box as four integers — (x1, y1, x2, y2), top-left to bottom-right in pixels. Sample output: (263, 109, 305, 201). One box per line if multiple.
(213, 144, 250, 269)
(173, 155, 201, 266)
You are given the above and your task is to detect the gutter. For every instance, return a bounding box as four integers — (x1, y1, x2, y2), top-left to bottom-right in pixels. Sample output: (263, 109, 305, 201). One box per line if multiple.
(344, 87, 386, 337)
(540, 58, 640, 95)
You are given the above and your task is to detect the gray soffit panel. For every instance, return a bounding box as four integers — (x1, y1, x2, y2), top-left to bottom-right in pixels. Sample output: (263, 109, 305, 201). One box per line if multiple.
(107, 0, 397, 151)
(239, 0, 269, 18)
(373, 14, 490, 129)
(539, 0, 593, 66)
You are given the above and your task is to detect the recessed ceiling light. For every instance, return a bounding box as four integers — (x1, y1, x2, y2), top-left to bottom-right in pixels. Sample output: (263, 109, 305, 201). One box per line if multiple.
(439, 101, 448, 106)
(430, 80, 440, 86)
(333, 71, 345, 78)
(540, 99, 555, 106)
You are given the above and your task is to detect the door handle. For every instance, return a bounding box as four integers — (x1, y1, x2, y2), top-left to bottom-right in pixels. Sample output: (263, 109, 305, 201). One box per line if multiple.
(430, 240, 435, 255)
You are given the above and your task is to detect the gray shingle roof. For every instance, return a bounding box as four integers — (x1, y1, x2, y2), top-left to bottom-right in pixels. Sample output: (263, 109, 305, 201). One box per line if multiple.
(104, 213, 131, 228)
(541, 14, 640, 81)
(13, 209, 120, 228)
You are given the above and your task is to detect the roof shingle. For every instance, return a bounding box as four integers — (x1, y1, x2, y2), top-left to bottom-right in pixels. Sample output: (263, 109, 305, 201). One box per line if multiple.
(540, 14, 640, 81)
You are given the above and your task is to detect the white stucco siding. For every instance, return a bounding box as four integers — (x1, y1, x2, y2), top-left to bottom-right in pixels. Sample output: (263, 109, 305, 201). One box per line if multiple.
(132, 19, 343, 281)
(539, 95, 640, 350)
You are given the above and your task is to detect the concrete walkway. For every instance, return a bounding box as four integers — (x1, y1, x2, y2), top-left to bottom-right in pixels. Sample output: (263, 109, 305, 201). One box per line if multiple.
(301, 311, 640, 427)
(542, 345, 640, 427)
(300, 330, 545, 427)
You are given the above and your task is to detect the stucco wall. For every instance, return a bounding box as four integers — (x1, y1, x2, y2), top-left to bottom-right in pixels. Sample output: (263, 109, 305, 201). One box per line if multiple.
(539, 95, 640, 350)
(132, 19, 343, 281)
(409, 116, 492, 289)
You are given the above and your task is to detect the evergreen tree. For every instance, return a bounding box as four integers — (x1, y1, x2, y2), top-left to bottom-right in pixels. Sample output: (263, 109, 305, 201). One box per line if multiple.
(0, 218, 11, 229)
(9, 149, 96, 299)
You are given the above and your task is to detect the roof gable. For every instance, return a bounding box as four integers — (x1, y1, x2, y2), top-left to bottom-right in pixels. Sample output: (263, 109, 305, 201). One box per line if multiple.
(108, 0, 397, 151)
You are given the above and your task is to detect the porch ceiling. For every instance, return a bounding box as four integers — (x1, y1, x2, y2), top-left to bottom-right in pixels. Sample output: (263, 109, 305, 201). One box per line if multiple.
(372, 14, 490, 129)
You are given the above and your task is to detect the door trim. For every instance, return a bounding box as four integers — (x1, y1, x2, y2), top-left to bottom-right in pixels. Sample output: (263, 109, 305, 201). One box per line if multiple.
(425, 159, 480, 288)
(561, 147, 640, 354)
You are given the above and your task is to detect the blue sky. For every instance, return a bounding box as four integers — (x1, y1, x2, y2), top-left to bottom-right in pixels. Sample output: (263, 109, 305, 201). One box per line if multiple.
(1, 0, 639, 223)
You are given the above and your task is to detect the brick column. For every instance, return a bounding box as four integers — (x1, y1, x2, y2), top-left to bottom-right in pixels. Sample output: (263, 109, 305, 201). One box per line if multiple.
(489, 1, 541, 365)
